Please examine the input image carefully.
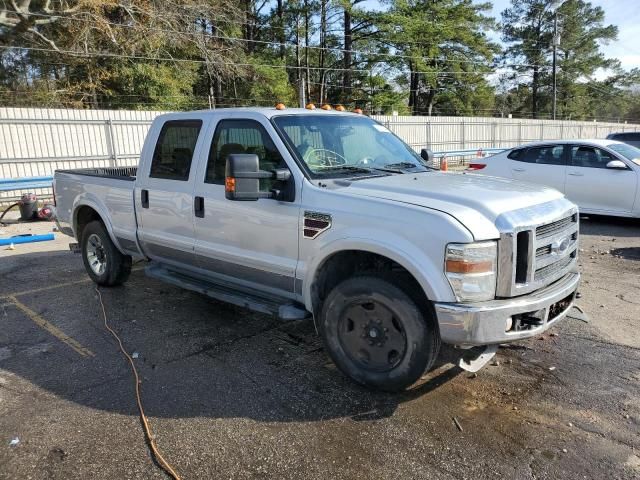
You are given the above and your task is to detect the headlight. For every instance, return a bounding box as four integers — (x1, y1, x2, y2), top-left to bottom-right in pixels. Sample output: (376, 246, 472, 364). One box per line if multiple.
(445, 241, 497, 302)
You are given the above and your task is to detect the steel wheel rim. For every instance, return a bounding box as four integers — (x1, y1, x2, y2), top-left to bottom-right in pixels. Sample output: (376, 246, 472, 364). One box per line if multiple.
(337, 299, 408, 373)
(86, 233, 107, 276)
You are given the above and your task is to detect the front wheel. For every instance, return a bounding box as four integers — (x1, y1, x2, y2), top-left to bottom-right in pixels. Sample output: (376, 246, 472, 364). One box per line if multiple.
(81, 220, 132, 286)
(318, 275, 440, 392)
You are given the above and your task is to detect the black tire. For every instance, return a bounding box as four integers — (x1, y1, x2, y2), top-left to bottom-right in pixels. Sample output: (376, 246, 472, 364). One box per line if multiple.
(318, 275, 440, 392)
(81, 220, 132, 286)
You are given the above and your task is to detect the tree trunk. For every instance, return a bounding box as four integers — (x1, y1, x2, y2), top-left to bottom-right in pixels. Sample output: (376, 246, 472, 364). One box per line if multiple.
(408, 64, 419, 115)
(277, 0, 285, 60)
(343, 7, 352, 96)
(319, 0, 327, 103)
(304, 0, 310, 101)
(531, 65, 539, 119)
(244, 0, 255, 53)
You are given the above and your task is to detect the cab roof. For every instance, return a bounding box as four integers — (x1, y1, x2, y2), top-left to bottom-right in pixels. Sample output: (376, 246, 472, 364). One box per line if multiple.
(158, 107, 362, 120)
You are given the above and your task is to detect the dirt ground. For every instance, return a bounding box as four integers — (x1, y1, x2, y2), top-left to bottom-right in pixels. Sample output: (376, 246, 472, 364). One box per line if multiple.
(0, 213, 638, 479)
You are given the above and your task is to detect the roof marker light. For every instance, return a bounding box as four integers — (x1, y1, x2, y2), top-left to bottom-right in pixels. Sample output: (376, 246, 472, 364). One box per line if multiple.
(353, 108, 363, 114)
(335, 105, 346, 111)
(275, 103, 286, 110)
(305, 103, 316, 110)
(321, 104, 332, 110)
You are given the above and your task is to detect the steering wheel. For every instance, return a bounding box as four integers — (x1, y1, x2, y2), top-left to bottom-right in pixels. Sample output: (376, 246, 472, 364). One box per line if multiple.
(357, 155, 387, 167)
(304, 148, 347, 168)
(357, 156, 377, 167)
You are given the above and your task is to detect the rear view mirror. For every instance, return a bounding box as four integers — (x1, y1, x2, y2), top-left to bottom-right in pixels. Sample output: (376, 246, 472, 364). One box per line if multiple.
(606, 160, 627, 170)
(420, 148, 434, 167)
(225, 154, 293, 201)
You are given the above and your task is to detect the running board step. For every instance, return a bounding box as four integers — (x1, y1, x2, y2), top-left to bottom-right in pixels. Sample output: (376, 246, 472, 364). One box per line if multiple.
(145, 264, 310, 321)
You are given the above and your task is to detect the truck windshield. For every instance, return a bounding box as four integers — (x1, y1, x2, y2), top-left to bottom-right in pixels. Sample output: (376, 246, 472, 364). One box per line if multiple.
(272, 114, 429, 176)
(607, 143, 640, 166)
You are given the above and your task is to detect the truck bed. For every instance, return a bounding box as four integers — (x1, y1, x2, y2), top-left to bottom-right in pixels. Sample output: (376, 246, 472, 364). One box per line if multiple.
(54, 166, 140, 255)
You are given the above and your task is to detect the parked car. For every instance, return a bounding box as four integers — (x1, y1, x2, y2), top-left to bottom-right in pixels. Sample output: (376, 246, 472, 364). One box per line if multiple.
(606, 131, 640, 148)
(475, 139, 640, 218)
(54, 108, 580, 391)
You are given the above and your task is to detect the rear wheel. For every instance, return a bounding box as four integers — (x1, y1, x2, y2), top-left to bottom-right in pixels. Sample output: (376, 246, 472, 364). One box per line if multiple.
(81, 220, 131, 286)
(319, 275, 440, 392)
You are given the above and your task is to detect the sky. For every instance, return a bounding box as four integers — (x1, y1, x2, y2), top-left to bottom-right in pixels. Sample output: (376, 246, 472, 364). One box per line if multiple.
(490, 0, 640, 72)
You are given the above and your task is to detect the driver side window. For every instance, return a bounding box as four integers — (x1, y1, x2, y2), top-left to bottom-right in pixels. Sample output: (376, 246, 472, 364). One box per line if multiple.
(205, 119, 286, 186)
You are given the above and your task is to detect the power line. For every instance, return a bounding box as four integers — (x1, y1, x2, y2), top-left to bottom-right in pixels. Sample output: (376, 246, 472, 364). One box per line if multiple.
(0, 8, 542, 70)
(0, 45, 510, 77)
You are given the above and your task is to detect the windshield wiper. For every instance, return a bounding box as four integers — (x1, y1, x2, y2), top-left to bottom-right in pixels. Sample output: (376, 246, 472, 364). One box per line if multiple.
(315, 165, 375, 174)
(383, 162, 421, 169)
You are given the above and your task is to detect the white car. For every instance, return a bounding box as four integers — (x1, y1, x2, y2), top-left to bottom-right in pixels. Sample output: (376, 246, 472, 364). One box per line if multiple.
(476, 139, 640, 218)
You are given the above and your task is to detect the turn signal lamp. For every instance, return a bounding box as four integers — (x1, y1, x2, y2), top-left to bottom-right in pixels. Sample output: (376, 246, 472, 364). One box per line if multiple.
(305, 103, 316, 110)
(275, 103, 286, 110)
(225, 176, 236, 193)
(335, 105, 346, 111)
(321, 104, 332, 110)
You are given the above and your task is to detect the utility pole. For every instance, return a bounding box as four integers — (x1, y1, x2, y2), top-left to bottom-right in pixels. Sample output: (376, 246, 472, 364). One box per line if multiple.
(298, 76, 306, 108)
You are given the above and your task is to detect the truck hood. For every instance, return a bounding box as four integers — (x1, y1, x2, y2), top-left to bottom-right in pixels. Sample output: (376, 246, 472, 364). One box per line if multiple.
(343, 172, 565, 240)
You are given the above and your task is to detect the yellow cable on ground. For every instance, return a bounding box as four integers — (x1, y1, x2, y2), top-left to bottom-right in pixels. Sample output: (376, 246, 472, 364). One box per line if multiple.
(95, 287, 182, 480)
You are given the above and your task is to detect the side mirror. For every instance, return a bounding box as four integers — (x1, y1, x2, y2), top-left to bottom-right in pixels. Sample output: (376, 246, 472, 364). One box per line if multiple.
(420, 148, 434, 167)
(606, 160, 627, 170)
(225, 154, 292, 201)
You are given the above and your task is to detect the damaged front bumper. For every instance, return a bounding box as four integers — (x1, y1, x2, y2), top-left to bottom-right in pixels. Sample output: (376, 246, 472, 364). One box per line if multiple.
(434, 271, 580, 347)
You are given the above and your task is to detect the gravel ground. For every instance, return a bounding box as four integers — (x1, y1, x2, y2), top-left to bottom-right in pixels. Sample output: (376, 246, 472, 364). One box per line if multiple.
(0, 213, 638, 479)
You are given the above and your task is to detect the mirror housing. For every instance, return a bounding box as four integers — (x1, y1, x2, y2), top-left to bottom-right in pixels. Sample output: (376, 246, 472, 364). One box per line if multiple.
(606, 160, 627, 170)
(421, 148, 435, 167)
(225, 154, 293, 201)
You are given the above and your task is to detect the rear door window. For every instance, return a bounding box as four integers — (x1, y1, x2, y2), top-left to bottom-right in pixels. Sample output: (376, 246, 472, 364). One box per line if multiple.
(520, 145, 565, 165)
(150, 120, 202, 181)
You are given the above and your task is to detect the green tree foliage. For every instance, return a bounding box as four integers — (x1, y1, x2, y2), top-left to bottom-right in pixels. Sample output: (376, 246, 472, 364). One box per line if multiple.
(501, 0, 624, 120)
(376, 0, 498, 115)
(0, 0, 639, 121)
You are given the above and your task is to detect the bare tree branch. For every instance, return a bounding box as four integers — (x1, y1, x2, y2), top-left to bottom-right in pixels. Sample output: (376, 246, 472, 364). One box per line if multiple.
(27, 26, 59, 51)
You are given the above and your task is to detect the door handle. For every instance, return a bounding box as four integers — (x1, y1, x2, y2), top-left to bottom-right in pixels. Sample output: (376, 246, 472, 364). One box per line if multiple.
(194, 196, 205, 218)
(512, 168, 526, 172)
(141, 189, 149, 208)
(568, 172, 584, 177)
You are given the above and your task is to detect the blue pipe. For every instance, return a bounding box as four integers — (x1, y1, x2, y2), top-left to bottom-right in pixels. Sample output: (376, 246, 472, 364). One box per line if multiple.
(0, 233, 55, 246)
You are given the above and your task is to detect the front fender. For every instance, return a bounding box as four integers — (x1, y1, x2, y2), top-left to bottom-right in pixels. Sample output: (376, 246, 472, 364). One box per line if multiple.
(301, 234, 458, 312)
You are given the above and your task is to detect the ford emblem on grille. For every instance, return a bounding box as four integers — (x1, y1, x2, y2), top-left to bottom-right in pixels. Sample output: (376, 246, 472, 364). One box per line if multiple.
(550, 236, 571, 256)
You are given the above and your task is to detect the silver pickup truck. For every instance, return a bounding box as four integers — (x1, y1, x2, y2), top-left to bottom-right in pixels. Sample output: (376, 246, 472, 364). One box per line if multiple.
(54, 108, 580, 391)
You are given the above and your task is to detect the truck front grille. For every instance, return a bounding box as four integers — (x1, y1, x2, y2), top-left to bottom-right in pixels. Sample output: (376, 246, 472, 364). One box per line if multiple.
(535, 214, 577, 238)
(534, 251, 577, 282)
(497, 207, 579, 297)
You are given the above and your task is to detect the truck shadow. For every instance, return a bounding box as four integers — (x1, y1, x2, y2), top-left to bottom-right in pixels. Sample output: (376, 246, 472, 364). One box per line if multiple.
(579, 214, 640, 238)
(0, 250, 464, 424)
(609, 247, 640, 261)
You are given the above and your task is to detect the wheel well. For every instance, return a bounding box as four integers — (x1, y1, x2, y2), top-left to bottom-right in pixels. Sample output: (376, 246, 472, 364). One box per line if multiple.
(311, 250, 429, 316)
(75, 206, 103, 241)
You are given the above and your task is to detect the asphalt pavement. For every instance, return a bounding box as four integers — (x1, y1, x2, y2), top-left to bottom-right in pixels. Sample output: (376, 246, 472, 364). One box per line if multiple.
(0, 214, 638, 479)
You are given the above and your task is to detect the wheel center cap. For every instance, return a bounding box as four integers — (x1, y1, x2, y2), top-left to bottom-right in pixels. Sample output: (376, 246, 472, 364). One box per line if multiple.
(369, 328, 379, 338)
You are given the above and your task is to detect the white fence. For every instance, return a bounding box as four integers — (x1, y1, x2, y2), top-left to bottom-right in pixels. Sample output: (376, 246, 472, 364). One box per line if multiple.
(1, 107, 639, 202)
